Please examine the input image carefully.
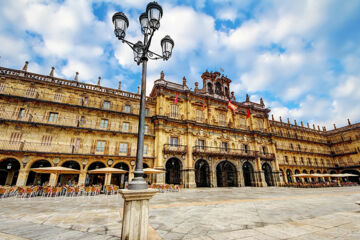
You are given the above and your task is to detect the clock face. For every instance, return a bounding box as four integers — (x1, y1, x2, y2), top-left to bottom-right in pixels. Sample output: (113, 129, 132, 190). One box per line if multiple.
(130, 160, 135, 166)
(107, 159, 114, 166)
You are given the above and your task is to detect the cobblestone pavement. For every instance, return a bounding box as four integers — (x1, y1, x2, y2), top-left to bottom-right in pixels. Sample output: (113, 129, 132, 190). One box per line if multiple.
(0, 187, 360, 239)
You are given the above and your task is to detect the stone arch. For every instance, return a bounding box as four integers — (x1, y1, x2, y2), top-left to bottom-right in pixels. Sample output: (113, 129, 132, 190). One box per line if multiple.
(302, 169, 309, 183)
(57, 160, 81, 186)
(242, 161, 255, 186)
(60, 160, 82, 170)
(87, 161, 106, 185)
(26, 159, 52, 186)
(286, 169, 293, 183)
(25, 158, 54, 170)
(262, 162, 274, 186)
(207, 82, 213, 94)
(0, 158, 21, 186)
(294, 169, 301, 182)
(309, 170, 315, 182)
(195, 159, 210, 187)
(112, 162, 130, 188)
(216, 160, 238, 187)
(84, 160, 108, 171)
(341, 169, 360, 183)
(215, 82, 222, 95)
(165, 157, 182, 185)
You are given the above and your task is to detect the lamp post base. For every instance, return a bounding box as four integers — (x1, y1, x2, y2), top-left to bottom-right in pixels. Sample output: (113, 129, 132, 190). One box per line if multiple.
(128, 176, 148, 190)
(120, 189, 157, 240)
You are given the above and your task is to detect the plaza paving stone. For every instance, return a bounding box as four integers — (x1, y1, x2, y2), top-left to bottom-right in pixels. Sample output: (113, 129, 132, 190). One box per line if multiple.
(0, 187, 359, 239)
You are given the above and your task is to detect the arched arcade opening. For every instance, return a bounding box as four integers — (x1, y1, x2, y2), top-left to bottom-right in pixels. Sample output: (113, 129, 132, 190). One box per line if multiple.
(26, 160, 51, 186)
(58, 161, 81, 186)
(216, 161, 237, 187)
(195, 159, 210, 187)
(111, 162, 129, 189)
(87, 162, 106, 185)
(262, 162, 274, 186)
(0, 158, 21, 186)
(165, 158, 182, 185)
(242, 161, 255, 186)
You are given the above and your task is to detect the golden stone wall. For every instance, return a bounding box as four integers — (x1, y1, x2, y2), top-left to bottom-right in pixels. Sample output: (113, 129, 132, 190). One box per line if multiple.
(0, 66, 359, 188)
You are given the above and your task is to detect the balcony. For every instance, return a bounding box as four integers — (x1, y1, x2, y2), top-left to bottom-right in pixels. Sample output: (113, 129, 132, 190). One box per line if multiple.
(193, 146, 257, 158)
(163, 144, 187, 154)
(258, 152, 275, 160)
(275, 145, 332, 156)
(0, 140, 154, 158)
(0, 110, 155, 136)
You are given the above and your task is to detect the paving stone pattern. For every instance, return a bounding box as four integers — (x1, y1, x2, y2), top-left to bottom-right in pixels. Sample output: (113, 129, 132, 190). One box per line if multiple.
(0, 187, 360, 239)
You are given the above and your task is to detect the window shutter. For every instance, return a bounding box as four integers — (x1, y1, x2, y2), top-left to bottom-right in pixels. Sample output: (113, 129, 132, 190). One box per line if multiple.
(90, 140, 96, 154)
(115, 142, 119, 155)
(129, 124, 132, 133)
(12, 107, 19, 117)
(104, 141, 109, 155)
(127, 143, 131, 156)
(96, 118, 100, 128)
(107, 121, 111, 130)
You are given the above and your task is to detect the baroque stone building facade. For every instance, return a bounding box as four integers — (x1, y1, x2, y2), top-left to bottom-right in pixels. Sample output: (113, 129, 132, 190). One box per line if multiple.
(0, 64, 359, 188)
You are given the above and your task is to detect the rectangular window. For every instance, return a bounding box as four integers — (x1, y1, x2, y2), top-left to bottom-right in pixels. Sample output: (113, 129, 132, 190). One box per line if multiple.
(96, 140, 106, 152)
(170, 104, 178, 118)
(48, 112, 58, 123)
(219, 114, 226, 126)
(119, 143, 128, 153)
(196, 110, 203, 122)
(198, 139, 205, 150)
(124, 105, 131, 113)
(144, 144, 148, 154)
(82, 97, 88, 106)
(243, 144, 248, 153)
(18, 108, 25, 119)
(41, 135, 52, 146)
(170, 137, 178, 146)
(221, 142, 228, 151)
(145, 108, 150, 116)
(80, 116, 85, 125)
(9, 132, 22, 144)
(100, 119, 108, 129)
(122, 122, 130, 132)
(144, 125, 149, 134)
(103, 101, 111, 110)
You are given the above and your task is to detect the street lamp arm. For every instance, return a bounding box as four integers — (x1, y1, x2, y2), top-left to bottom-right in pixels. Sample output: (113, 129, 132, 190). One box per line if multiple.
(121, 39, 136, 51)
(147, 50, 164, 60)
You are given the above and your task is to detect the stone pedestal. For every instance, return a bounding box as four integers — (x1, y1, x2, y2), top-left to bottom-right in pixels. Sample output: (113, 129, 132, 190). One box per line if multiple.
(120, 189, 157, 240)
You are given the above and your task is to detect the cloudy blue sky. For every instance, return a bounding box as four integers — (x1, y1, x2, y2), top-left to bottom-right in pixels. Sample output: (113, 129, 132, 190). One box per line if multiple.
(1, 0, 360, 129)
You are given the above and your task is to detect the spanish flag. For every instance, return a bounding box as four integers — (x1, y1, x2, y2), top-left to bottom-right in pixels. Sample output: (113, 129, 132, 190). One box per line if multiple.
(227, 100, 237, 112)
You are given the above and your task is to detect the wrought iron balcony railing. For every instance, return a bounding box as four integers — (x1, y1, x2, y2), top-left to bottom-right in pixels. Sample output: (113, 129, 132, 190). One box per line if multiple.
(258, 152, 276, 160)
(193, 146, 257, 158)
(163, 144, 187, 154)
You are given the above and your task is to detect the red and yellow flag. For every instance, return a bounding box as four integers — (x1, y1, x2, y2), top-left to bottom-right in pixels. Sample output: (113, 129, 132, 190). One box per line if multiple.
(227, 100, 237, 112)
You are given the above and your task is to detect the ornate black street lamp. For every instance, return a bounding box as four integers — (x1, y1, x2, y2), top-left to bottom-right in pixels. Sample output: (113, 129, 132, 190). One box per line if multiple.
(113, 2, 174, 190)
